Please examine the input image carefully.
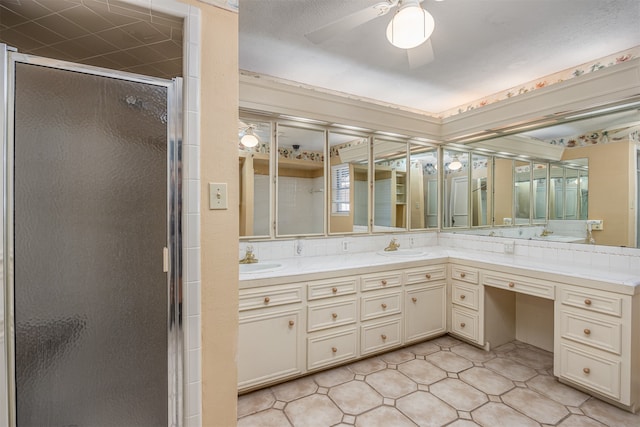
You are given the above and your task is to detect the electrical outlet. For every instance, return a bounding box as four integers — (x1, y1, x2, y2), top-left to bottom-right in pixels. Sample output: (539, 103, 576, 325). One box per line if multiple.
(410, 237, 415, 247)
(504, 240, 515, 254)
(342, 240, 349, 252)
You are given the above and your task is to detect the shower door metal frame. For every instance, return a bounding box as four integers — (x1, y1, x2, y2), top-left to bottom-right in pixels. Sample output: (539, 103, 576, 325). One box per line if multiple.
(0, 45, 184, 426)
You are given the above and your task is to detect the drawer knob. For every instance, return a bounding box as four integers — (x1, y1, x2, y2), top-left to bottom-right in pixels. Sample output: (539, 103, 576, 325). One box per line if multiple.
(508, 282, 515, 288)
(381, 303, 387, 309)
(411, 297, 417, 303)
(288, 320, 295, 327)
(460, 322, 466, 328)
(584, 299, 592, 306)
(584, 328, 591, 335)
(425, 273, 431, 279)
(264, 297, 270, 303)
(381, 280, 387, 286)
(460, 272, 466, 278)
(332, 287, 338, 294)
(583, 367, 590, 374)
(460, 294, 466, 300)
(381, 334, 387, 340)
(332, 347, 338, 353)
(332, 313, 338, 319)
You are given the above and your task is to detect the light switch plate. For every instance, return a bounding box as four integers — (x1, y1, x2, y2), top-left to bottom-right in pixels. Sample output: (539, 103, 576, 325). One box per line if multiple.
(209, 182, 228, 209)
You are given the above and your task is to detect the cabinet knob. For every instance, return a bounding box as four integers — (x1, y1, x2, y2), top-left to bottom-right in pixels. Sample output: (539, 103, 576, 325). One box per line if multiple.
(425, 273, 431, 279)
(460, 294, 466, 300)
(508, 282, 515, 288)
(288, 320, 295, 327)
(381, 303, 387, 309)
(411, 297, 417, 303)
(332, 313, 338, 319)
(264, 297, 270, 303)
(332, 347, 338, 353)
(584, 328, 591, 335)
(460, 272, 466, 278)
(381, 280, 387, 286)
(332, 287, 338, 294)
(584, 299, 592, 306)
(583, 367, 590, 374)
(381, 334, 387, 340)
(460, 322, 466, 328)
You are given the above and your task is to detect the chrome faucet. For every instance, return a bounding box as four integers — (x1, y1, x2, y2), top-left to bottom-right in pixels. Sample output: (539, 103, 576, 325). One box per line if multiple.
(384, 238, 400, 252)
(239, 246, 258, 264)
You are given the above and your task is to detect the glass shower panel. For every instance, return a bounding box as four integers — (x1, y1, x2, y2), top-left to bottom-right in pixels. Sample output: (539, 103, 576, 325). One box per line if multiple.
(13, 63, 168, 425)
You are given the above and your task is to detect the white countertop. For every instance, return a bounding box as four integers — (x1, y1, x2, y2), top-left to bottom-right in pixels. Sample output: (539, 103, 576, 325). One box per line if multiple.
(240, 246, 640, 294)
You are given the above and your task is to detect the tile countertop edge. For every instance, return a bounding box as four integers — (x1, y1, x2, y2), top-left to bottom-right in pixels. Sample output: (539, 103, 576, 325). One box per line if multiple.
(239, 247, 640, 295)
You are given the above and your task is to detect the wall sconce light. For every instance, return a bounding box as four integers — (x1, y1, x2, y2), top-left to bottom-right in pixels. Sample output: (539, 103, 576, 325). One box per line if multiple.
(239, 125, 259, 148)
(448, 155, 463, 171)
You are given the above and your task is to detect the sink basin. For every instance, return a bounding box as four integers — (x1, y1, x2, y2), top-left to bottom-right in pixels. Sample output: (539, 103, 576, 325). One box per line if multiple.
(239, 262, 283, 274)
(377, 249, 427, 257)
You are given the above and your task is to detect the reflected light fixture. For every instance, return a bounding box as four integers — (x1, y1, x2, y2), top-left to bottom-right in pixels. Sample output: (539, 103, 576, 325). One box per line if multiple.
(386, 0, 435, 49)
(448, 155, 462, 171)
(240, 125, 259, 148)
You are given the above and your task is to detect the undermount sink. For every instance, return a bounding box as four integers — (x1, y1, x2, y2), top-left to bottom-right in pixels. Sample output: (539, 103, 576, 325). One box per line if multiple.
(239, 262, 284, 274)
(377, 249, 428, 257)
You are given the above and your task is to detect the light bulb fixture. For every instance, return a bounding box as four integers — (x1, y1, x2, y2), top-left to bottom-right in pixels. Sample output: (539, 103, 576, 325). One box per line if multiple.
(448, 155, 462, 171)
(239, 126, 259, 148)
(386, 0, 435, 49)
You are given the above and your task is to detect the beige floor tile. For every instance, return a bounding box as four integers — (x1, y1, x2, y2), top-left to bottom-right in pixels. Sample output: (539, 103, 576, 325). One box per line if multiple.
(237, 408, 292, 427)
(458, 367, 514, 395)
(484, 357, 537, 381)
(502, 387, 569, 424)
(328, 380, 382, 415)
(505, 345, 554, 370)
(355, 405, 416, 427)
(430, 335, 463, 348)
(396, 390, 457, 426)
(557, 414, 607, 427)
(237, 388, 275, 418)
(492, 342, 517, 354)
(581, 397, 640, 427)
(284, 394, 343, 427)
(426, 351, 474, 373)
(271, 376, 318, 402)
(406, 340, 441, 356)
(430, 378, 488, 411)
(447, 420, 481, 427)
(347, 356, 386, 375)
(527, 374, 589, 407)
(451, 343, 496, 362)
(313, 366, 354, 388)
(397, 359, 447, 385)
(380, 348, 415, 364)
(365, 369, 417, 398)
(472, 402, 539, 427)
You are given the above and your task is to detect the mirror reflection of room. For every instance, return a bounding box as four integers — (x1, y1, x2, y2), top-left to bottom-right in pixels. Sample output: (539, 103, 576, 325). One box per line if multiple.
(408, 145, 439, 230)
(373, 138, 408, 232)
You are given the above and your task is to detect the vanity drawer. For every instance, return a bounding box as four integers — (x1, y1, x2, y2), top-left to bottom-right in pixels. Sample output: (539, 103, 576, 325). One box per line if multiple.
(450, 307, 479, 342)
(405, 265, 446, 285)
(307, 298, 357, 332)
(307, 328, 358, 371)
(239, 285, 303, 311)
(483, 273, 554, 300)
(308, 277, 358, 301)
(559, 287, 623, 318)
(361, 271, 402, 291)
(451, 282, 479, 310)
(360, 317, 402, 355)
(558, 344, 621, 400)
(361, 291, 402, 321)
(450, 265, 478, 284)
(559, 310, 622, 355)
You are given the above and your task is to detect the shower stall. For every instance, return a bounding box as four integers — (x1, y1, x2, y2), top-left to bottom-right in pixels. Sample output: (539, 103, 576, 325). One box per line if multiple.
(0, 46, 183, 425)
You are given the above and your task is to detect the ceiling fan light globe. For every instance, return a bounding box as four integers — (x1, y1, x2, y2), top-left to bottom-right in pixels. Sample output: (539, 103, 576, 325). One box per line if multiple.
(448, 159, 462, 171)
(240, 133, 259, 148)
(386, 5, 435, 49)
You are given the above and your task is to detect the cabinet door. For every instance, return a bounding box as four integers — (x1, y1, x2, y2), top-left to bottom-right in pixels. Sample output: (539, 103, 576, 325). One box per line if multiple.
(238, 308, 303, 390)
(405, 284, 446, 343)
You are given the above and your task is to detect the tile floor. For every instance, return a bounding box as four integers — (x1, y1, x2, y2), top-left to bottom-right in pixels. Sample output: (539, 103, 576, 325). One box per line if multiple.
(237, 335, 640, 427)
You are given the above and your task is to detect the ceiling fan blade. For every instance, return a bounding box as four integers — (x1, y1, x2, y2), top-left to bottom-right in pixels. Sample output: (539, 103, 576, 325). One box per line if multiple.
(305, 2, 394, 44)
(407, 39, 434, 69)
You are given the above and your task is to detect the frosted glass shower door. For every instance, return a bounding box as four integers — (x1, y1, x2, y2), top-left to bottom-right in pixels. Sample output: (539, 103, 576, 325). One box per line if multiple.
(10, 61, 174, 425)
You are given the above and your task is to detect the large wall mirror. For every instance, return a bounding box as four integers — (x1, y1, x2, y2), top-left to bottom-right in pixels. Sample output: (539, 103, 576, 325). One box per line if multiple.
(408, 144, 439, 229)
(442, 149, 469, 228)
(373, 137, 408, 232)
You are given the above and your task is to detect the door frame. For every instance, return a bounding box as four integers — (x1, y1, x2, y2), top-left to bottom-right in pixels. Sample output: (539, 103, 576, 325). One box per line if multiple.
(0, 46, 183, 426)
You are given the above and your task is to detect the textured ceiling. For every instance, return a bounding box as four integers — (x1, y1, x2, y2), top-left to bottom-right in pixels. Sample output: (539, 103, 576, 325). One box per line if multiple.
(239, 0, 640, 114)
(0, 0, 183, 79)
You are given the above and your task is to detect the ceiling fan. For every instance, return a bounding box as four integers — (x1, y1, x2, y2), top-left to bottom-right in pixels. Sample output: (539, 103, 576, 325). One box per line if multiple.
(304, 0, 437, 69)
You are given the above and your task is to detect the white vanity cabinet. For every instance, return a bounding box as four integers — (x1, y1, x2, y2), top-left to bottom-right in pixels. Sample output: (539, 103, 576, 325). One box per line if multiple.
(448, 264, 483, 345)
(238, 283, 305, 392)
(404, 265, 447, 343)
(359, 271, 403, 355)
(555, 284, 639, 411)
